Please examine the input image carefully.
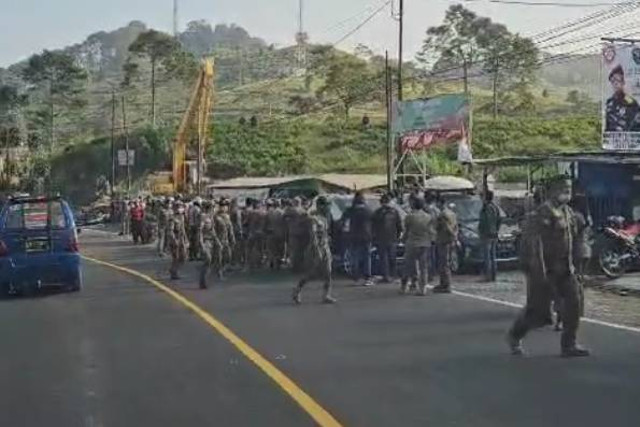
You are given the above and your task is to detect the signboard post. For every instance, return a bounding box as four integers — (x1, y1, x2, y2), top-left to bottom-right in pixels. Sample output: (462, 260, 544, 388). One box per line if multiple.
(601, 39, 640, 151)
(391, 94, 471, 187)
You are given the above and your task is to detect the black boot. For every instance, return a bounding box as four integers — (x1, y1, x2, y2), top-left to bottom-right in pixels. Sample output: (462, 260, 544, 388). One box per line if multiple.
(561, 345, 590, 358)
(433, 285, 451, 294)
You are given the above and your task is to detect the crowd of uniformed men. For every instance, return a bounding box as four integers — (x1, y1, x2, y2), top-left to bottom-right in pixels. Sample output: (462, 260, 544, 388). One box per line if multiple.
(117, 177, 592, 358)
(118, 192, 460, 299)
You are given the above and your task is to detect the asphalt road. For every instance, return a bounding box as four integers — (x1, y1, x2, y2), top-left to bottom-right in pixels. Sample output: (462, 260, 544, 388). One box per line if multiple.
(1, 229, 639, 427)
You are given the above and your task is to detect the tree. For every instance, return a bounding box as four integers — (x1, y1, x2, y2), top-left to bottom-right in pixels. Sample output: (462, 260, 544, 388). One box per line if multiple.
(477, 24, 539, 118)
(417, 5, 539, 116)
(179, 20, 215, 57)
(0, 85, 28, 150)
(22, 50, 87, 150)
(127, 30, 180, 126)
(417, 5, 484, 93)
(317, 54, 378, 119)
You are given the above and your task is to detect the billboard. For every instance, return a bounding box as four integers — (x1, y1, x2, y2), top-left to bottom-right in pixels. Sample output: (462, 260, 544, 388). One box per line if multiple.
(391, 94, 471, 162)
(602, 43, 640, 150)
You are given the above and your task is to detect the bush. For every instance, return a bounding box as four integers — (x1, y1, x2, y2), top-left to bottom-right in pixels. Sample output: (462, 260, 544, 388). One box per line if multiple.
(208, 119, 308, 178)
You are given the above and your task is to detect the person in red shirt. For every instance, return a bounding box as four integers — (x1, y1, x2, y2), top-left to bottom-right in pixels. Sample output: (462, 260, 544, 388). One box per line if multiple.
(130, 201, 145, 244)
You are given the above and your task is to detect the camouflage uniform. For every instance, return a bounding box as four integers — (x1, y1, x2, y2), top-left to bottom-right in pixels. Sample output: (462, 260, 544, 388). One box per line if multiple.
(168, 207, 189, 280)
(286, 203, 308, 272)
(156, 204, 172, 257)
(187, 202, 202, 261)
(214, 206, 236, 277)
(199, 207, 221, 289)
(247, 203, 267, 269)
(519, 205, 554, 328)
(292, 201, 336, 304)
(229, 201, 244, 266)
(434, 205, 458, 292)
(265, 203, 286, 270)
(508, 179, 589, 357)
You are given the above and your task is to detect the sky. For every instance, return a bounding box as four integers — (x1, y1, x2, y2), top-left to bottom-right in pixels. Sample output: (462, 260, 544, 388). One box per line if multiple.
(0, 0, 615, 67)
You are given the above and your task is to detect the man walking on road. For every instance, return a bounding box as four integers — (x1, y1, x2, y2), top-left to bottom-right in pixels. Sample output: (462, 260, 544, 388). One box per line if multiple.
(168, 201, 189, 280)
(130, 200, 145, 245)
(265, 199, 286, 270)
(292, 196, 337, 305)
(424, 191, 440, 283)
(401, 197, 434, 296)
(187, 198, 202, 261)
(119, 199, 131, 236)
(342, 192, 374, 286)
(479, 190, 502, 282)
(214, 199, 235, 279)
(229, 198, 244, 268)
(286, 198, 307, 273)
(156, 198, 172, 257)
(507, 177, 590, 358)
(372, 194, 403, 283)
(247, 199, 267, 269)
(199, 200, 221, 289)
(434, 198, 458, 294)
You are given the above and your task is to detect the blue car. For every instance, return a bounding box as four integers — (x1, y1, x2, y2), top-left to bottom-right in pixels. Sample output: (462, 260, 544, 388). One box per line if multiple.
(0, 195, 82, 296)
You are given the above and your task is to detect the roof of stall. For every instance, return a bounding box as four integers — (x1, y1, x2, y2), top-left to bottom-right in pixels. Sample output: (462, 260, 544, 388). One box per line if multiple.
(473, 151, 640, 167)
(424, 176, 475, 192)
(207, 174, 388, 192)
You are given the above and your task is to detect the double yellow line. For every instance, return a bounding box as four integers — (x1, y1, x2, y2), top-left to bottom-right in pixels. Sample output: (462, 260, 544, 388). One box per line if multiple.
(83, 255, 342, 427)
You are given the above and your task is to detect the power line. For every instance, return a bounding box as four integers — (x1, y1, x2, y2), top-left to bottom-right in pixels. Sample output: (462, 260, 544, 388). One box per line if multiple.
(465, 0, 635, 7)
(317, 0, 390, 36)
(334, 0, 392, 46)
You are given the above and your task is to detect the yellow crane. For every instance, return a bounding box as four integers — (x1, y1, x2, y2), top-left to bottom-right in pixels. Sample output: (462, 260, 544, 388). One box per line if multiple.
(172, 58, 215, 195)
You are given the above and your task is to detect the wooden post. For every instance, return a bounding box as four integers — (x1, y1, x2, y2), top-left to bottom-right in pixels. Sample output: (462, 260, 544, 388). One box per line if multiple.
(121, 95, 131, 197)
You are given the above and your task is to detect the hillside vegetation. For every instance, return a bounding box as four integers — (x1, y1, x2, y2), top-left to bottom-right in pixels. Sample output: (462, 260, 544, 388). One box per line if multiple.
(0, 5, 605, 203)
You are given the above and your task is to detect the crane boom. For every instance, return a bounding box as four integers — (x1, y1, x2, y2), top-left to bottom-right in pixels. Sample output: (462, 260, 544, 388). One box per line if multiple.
(173, 58, 215, 194)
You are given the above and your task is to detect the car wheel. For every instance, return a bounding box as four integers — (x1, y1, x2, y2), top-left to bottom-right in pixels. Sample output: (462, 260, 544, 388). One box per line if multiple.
(68, 270, 83, 292)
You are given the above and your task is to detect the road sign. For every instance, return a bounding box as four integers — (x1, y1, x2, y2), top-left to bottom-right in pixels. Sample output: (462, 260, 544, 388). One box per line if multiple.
(117, 150, 135, 166)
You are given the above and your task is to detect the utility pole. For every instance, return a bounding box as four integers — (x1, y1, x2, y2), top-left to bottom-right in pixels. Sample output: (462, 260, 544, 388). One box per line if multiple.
(295, 0, 308, 70)
(173, 0, 179, 37)
(385, 51, 393, 193)
(396, 0, 405, 190)
(397, 0, 404, 101)
(48, 81, 55, 152)
(151, 60, 157, 127)
(110, 91, 117, 197)
(121, 95, 131, 197)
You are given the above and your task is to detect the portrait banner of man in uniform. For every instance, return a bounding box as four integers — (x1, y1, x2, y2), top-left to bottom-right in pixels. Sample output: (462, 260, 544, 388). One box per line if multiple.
(602, 42, 640, 150)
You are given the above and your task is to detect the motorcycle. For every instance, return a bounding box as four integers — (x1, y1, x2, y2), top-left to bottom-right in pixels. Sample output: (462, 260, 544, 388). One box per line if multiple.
(597, 216, 640, 279)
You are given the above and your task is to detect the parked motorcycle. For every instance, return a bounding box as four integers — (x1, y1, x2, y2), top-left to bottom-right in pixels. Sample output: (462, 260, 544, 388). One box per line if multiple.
(596, 216, 640, 279)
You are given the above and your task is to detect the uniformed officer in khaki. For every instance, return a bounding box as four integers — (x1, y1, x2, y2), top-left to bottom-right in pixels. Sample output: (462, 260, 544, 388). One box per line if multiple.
(433, 197, 458, 294)
(507, 177, 590, 358)
(168, 201, 189, 280)
(199, 200, 221, 289)
(214, 199, 235, 278)
(292, 197, 336, 305)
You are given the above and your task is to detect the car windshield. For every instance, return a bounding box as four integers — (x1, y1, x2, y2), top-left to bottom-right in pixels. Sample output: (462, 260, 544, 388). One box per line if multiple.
(446, 196, 483, 223)
(4, 200, 67, 230)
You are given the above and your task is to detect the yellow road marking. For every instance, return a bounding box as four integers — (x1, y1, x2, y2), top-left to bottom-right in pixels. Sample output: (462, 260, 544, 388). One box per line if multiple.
(83, 255, 342, 427)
